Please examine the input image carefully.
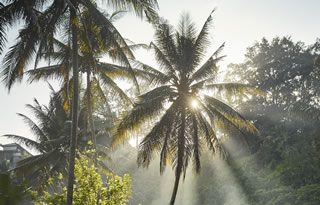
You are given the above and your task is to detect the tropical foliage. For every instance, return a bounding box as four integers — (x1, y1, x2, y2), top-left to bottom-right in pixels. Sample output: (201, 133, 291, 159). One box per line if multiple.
(31, 150, 132, 205)
(220, 37, 320, 205)
(2, 88, 71, 188)
(1, 0, 159, 203)
(2, 87, 108, 186)
(0, 174, 26, 205)
(25, 10, 137, 147)
(1, 1, 320, 205)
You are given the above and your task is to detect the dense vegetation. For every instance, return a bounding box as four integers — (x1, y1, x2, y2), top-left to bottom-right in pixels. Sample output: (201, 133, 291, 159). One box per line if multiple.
(0, 0, 319, 205)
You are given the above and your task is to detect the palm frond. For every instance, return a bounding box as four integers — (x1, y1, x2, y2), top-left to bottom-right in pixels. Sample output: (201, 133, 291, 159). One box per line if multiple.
(1, 23, 39, 89)
(109, 43, 149, 53)
(0, 0, 43, 54)
(203, 97, 258, 137)
(190, 43, 225, 83)
(149, 42, 176, 75)
(195, 112, 226, 157)
(40, 39, 72, 63)
(98, 71, 132, 104)
(159, 126, 174, 174)
(138, 100, 178, 169)
(0, 3, 7, 54)
(26, 64, 69, 83)
(91, 77, 107, 103)
(288, 101, 320, 122)
(96, 62, 131, 78)
(101, 0, 159, 19)
(205, 82, 265, 97)
(24, 102, 63, 139)
(154, 22, 179, 68)
(191, 113, 201, 172)
(112, 86, 174, 146)
(12, 150, 66, 187)
(132, 60, 171, 84)
(108, 10, 127, 22)
(190, 77, 216, 92)
(82, 0, 134, 60)
(178, 13, 196, 39)
(17, 113, 48, 142)
(2, 134, 44, 152)
(192, 9, 215, 68)
(25, 103, 52, 125)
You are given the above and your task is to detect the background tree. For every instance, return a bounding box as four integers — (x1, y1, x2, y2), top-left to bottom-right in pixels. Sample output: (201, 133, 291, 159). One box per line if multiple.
(223, 37, 320, 205)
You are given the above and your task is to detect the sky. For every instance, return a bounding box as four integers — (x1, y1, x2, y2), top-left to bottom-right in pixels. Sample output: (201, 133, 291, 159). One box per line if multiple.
(1, 0, 320, 146)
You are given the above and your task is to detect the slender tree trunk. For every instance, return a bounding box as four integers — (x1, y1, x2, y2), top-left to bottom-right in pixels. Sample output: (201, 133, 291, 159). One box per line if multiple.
(170, 170, 182, 205)
(66, 4, 79, 205)
(86, 68, 96, 147)
(169, 108, 186, 205)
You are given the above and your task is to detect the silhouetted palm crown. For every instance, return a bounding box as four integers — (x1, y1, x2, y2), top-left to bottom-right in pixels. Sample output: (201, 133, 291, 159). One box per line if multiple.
(113, 11, 258, 204)
(3, 89, 70, 187)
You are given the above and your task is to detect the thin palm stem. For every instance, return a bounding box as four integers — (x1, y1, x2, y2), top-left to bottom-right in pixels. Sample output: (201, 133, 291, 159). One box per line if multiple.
(66, 3, 79, 205)
(170, 107, 186, 205)
(86, 69, 96, 147)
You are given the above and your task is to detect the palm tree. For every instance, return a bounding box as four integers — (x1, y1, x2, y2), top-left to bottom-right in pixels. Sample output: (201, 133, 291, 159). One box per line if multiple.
(2, 88, 70, 188)
(2, 86, 110, 188)
(112, 11, 260, 205)
(1, 1, 159, 203)
(25, 10, 141, 148)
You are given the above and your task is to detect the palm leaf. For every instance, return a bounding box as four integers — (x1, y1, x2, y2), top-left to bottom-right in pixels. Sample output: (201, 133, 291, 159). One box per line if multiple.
(205, 82, 265, 97)
(2, 134, 44, 152)
(0, 3, 7, 54)
(190, 43, 225, 83)
(132, 60, 171, 84)
(1, 23, 39, 89)
(16, 113, 48, 142)
(98, 71, 132, 104)
(195, 111, 225, 157)
(138, 100, 178, 168)
(26, 64, 69, 83)
(192, 9, 215, 68)
(191, 113, 201, 172)
(205, 95, 258, 134)
(112, 86, 174, 146)
(149, 42, 176, 75)
(96, 62, 132, 79)
(154, 22, 179, 68)
(101, 0, 159, 19)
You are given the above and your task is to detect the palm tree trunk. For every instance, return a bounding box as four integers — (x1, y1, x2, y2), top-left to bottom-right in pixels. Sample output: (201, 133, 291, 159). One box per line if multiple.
(66, 4, 79, 205)
(86, 68, 96, 147)
(170, 171, 182, 205)
(169, 108, 186, 205)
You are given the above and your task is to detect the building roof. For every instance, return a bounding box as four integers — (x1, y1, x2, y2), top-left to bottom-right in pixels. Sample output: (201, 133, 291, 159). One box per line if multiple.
(0, 142, 33, 156)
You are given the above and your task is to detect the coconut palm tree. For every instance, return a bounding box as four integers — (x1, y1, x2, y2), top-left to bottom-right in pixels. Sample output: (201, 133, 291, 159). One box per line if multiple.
(2, 86, 110, 188)
(25, 10, 139, 148)
(2, 88, 70, 188)
(112, 11, 260, 205)
(1, 1, 159, 203)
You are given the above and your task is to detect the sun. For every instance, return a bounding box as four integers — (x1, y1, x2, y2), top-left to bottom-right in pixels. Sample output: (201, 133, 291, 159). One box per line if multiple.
(190, 98, 199, 109)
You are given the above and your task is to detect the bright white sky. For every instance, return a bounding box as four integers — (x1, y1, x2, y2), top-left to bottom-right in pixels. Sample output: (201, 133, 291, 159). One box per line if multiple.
(1, 0, 320, 146)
